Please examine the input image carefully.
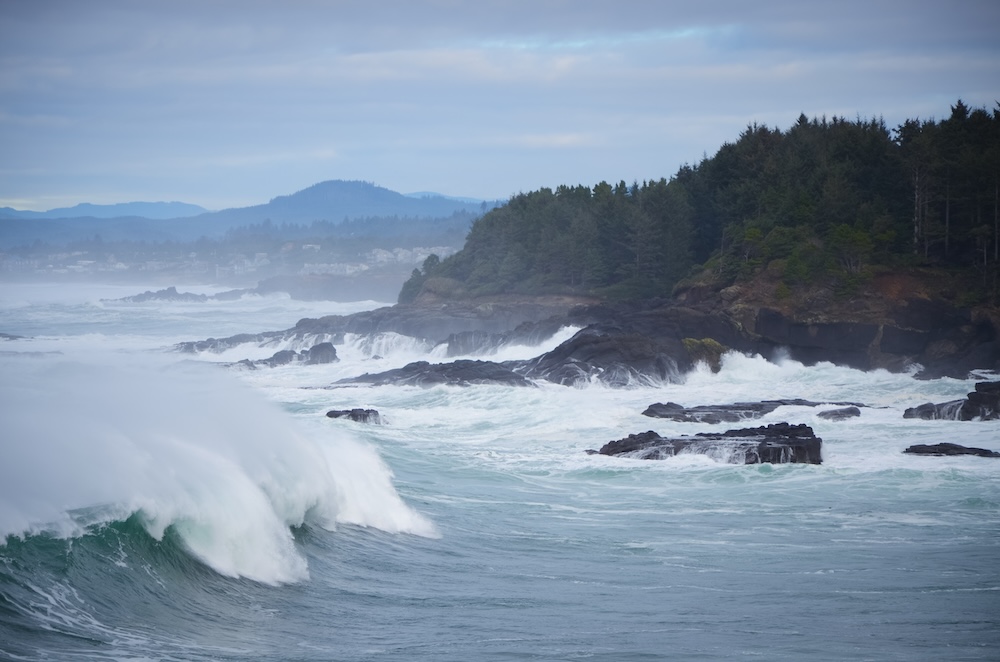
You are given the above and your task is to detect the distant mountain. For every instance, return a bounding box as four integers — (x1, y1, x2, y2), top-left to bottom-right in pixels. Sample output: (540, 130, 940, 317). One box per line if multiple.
(0, 180, 489, 248)
(199, 180, 486, 228)
(0, 201, 207, 220)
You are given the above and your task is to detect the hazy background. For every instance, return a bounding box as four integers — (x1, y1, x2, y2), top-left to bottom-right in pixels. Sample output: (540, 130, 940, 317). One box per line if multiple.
(1, 0, 998, 211)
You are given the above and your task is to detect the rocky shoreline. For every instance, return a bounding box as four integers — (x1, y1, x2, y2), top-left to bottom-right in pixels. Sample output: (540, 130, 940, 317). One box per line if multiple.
(165, 289, 1000, 464)
(175, 280, 1000, 386)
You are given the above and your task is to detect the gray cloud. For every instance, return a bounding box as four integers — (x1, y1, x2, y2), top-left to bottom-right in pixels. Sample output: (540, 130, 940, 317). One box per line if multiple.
(1, 0, 997, 209)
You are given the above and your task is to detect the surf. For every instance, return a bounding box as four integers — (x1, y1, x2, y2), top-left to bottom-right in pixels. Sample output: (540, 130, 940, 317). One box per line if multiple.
(0, 351, 437, 586)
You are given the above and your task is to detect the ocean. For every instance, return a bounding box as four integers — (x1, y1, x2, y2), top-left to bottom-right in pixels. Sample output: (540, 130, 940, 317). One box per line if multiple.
(1, 281, 998, 661)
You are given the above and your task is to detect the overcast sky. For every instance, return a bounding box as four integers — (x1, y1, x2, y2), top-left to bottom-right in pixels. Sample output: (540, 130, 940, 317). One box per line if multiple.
(1, 1, 998, 211)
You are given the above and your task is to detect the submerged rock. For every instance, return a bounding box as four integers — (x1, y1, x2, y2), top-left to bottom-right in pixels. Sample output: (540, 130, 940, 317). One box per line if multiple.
(903, 382, 1000, 421)
(816, 406, 862, 421)
(326, 408, 383, 424)
(642, 399, 864, 424)
(903, 443, 1000, 458)
(592, 422, 823, 464)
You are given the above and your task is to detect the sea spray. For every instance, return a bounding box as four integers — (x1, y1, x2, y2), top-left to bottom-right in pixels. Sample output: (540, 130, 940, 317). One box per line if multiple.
(0, 352, 436, 584)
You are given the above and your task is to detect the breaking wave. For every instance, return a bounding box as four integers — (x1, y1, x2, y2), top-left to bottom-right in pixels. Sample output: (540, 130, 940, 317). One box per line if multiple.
(0, 353, 437, 586)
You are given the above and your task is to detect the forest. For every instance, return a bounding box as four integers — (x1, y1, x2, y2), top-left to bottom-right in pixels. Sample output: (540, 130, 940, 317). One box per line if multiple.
(400, 101, 1000, 304)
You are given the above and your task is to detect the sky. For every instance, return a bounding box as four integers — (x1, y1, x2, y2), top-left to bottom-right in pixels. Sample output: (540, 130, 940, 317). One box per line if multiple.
(1, 0, 998, 212)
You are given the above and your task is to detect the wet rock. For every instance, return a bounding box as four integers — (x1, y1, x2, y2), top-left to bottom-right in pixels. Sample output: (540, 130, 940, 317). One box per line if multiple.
(642, 399, 864, 423)
(592, 422, 823, 464)
(338, 359, 535, 387)
(903, 382, 1000, 421)
(518, 326, 687, 386)
(903, 443, 1000, 458)
(326, 408, 383, 424)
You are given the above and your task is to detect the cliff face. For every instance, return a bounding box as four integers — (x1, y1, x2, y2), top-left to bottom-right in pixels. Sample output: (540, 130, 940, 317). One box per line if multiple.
(672, 267, 1000, 378)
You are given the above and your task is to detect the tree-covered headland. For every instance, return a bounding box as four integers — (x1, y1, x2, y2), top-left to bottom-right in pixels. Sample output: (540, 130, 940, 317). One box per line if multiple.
(401, 101, 1000, 306)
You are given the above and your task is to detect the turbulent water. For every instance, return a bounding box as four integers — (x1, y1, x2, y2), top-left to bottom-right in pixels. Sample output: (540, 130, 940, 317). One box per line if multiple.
(1, 282, 998, 661)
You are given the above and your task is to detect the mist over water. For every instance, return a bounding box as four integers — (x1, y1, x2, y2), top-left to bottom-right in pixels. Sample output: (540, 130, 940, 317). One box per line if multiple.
(1, 282, 999, 661)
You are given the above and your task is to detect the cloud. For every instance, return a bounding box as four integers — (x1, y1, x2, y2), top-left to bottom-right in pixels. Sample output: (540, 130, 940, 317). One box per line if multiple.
(0, 0, 998, 209)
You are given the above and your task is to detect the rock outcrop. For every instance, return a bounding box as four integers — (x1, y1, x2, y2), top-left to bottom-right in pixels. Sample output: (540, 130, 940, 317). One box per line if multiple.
(175, 266, 1000, 384)
(591, 423, 823, 464)
(674, 270, 1000, 379)
(903, 382, 1000, 421)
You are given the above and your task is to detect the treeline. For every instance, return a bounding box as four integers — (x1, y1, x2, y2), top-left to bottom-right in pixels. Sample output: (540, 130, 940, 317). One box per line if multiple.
(401, 100, 1000, 303)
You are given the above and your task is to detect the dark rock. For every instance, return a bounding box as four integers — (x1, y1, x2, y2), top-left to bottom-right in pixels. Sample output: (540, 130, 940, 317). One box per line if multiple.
(903, 400, 966, 420)
(816, 406, 862, 421)
(903, 382, 1000, 421)
(326, 408, 383, 424)
(754, 308, 881, 370)
(642, 399, 865, 423)
(903, 443, 1000, 458)
(305, 342, 338, 365)
(338, 359, 535, 387)
(594, 423, 823, 464)
(266, 349, 298, 366)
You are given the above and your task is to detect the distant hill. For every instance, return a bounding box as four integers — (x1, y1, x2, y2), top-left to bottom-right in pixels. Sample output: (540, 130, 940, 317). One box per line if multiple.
(0, 180, 490, 248)
(0, 201, 207, 220)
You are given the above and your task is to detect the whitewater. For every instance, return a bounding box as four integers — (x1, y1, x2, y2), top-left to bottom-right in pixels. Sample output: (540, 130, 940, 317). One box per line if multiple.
(1, 281, 998, 661)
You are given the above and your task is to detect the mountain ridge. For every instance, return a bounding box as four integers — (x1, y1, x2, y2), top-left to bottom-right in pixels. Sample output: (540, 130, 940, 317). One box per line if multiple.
(0, 180, 490, 247)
